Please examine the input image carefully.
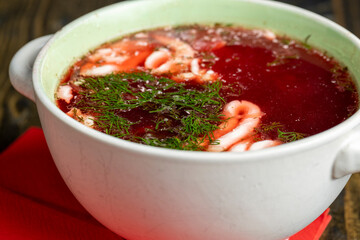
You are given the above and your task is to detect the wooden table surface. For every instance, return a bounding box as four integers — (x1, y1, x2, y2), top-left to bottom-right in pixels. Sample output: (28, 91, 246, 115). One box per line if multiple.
(0, 0, 359, 239)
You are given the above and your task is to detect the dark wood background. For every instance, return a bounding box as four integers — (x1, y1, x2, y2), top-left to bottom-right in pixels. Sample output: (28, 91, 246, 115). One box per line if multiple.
(0, 0, 359, 239)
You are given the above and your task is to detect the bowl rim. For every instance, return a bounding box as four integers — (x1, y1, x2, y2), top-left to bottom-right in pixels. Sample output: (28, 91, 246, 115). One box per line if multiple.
(32, 0, 360, 163)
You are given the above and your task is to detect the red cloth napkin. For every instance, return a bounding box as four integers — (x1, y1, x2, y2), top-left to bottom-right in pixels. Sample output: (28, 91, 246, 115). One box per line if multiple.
(0, 127, 331, 240)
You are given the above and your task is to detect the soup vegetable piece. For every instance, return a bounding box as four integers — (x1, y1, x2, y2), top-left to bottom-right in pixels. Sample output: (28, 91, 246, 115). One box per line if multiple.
(56, 24, 359, 152)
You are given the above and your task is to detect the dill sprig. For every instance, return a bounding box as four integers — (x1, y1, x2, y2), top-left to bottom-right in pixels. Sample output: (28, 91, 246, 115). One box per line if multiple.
(75, 72, 225, 150)
(277, 129, 307, 142)
(255, 122, 307, 143)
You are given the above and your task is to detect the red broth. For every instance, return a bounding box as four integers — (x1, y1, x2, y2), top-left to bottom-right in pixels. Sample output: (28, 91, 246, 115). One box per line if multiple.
(56, 25, 359, 151)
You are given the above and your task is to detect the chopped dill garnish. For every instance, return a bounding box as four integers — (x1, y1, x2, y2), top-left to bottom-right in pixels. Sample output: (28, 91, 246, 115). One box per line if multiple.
(302, 34, 312, 49)
(267, 55, 299, 67)
(75, 72, 225, 150)
(277, 129, 307, 142)
(254, 122, 307, 143)
(257, 122, 283, 133)
(330, 65, 356, 93)
(281, 38, 291, 45)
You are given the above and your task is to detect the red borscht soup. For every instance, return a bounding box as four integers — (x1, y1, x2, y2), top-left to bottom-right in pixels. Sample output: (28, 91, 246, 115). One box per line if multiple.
(56, 25, 359, 151)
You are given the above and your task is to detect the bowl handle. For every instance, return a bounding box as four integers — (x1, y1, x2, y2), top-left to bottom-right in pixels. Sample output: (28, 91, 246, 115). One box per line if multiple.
(333, 127, 360, 178)
(9, 35, 53, 102)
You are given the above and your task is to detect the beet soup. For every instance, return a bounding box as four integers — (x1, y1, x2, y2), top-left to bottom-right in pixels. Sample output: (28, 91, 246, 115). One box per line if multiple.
(55, 24, 359, 151)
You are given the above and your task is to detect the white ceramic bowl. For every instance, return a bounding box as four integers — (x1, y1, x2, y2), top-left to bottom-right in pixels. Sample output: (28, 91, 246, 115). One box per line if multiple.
(9, 0, 360, 239)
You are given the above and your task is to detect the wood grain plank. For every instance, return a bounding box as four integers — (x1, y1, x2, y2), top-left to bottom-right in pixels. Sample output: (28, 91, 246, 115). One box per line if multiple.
(345, 173, 360, 240)
(0, 0, 42, 151)
(332, 0, 360, 37)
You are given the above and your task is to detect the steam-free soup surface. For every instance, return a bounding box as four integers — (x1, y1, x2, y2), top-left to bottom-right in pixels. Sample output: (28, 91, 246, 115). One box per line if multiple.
(56, 24, 359, 151)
